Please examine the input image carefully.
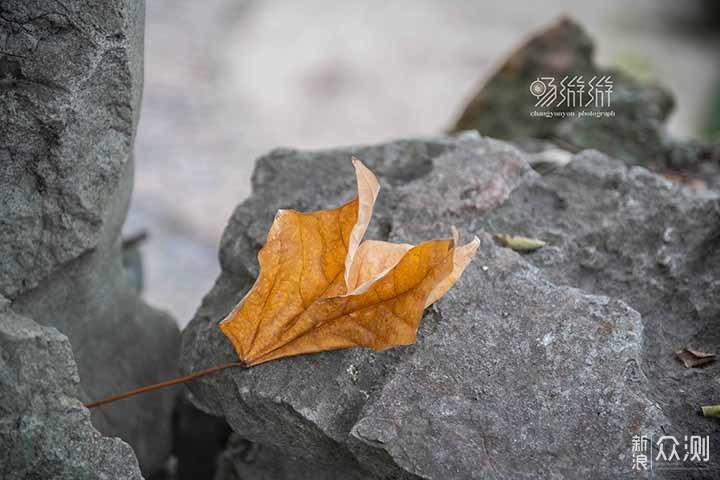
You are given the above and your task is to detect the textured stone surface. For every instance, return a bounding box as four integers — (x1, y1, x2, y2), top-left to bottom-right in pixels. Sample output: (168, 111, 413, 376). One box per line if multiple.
(479, 149, 720, 475)
(0, 1, 179, 474)
(349, 233, 665, 479)
(11, 240, 181, 477)
(0, 0, 144, 298)
(0, 298, 143, 480)
(180, 134, 696, 478)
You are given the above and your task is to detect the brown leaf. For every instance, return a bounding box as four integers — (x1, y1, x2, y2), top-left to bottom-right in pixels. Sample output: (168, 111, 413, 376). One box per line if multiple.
(220, 158, 479, 366)
(675, 348, 716, 368)
(661, 172, 707, 191)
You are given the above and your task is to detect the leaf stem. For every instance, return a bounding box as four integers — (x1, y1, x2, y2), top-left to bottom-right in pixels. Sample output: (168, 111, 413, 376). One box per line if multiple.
(84, 361, 248, 409)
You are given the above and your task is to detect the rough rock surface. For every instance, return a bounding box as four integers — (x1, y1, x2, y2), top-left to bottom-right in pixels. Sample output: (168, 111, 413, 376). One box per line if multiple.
(10, 238, 181, 477)
(0, 298, 143, 480)
(0, 0, 143, 298)
(0, 1, 179, 474)
(479, 149, 720, 474)
(179, 134, 713, 478)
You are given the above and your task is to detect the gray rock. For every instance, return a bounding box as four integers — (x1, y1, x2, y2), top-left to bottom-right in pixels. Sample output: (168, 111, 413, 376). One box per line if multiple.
(1, 1, 180, 474)
(449, 16, 720, 192)
(182, 136, 506, 478)
(450, 16, 720, 196)
(0, 298, 143, 480)
(349, 232, 666, 479)
(11, 239, 181, 477)
(479, 149, 720, 475)
(181, 134, 682, 478)
(0, 0, 143, 298)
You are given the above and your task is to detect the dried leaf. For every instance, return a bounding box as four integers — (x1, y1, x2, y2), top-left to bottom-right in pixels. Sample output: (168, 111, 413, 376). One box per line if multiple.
(220, 158, 479, 366)
(675, 348, 716, 368)
(701, 405, 720, 418)
(425, 227, 480, 307)
(662, 172, 707, 191)
(494, 234, 546, 252)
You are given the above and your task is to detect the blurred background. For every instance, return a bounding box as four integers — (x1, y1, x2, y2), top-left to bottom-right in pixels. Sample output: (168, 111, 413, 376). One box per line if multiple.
(124, 0, 720, 326)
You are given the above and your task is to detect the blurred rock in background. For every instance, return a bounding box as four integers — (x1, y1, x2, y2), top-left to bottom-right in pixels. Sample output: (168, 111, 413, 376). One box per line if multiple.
(451, 17, 675, 168)
(452, 17, 720, 187)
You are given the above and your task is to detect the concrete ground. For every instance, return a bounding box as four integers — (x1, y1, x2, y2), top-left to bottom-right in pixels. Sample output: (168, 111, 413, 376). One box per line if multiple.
(125, 0, 720, 325)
